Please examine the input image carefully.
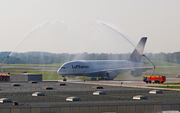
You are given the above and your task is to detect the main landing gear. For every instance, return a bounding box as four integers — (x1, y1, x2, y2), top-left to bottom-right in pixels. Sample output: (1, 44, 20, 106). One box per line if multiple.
(91, 77, 97, 80)
(101, 78, 113, 80)
(98, 77, 105, 80)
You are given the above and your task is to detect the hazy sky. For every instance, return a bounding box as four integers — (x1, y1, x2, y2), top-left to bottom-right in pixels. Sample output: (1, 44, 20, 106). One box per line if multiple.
(0, 0, 180, 54)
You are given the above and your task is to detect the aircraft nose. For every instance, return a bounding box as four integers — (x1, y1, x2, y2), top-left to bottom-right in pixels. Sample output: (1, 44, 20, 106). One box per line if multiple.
(57, 68, 61, 74)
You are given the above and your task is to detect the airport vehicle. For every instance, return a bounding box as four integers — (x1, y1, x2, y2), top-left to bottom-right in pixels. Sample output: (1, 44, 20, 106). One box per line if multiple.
(143, 76, 166, 83)
(0, 74, 10, 82)
(175, 75, 180, 78)
(57, 37, 152, 81)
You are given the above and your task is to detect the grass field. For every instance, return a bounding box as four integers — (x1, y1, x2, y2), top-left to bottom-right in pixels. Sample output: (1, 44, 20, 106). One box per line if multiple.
(3, 63, 63, 67)
(148, 86, 180, 89)
(162, 83, 180, 85)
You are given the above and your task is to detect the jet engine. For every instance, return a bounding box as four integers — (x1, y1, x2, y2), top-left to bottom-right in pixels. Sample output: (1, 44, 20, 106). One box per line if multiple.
(130, 69, 142, 77)
(105, 71, 118, 79)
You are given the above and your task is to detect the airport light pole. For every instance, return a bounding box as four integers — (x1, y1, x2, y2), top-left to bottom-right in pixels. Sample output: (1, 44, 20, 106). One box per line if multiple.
(1, 56, 9, 73)
(142, 54, 156, 76)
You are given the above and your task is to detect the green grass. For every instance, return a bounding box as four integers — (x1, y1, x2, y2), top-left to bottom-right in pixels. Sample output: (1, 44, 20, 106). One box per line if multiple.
(162, 83, 180, 85)
(142, 60, 179, 66)
(142, 60, 180, 72)
(3, 63, 63, 67)
(148, 86, 180, 89)
(2, 68, 39, 74)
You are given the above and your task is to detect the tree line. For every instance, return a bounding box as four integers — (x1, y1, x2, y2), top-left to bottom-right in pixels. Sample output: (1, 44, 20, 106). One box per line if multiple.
(0, 51, 180, 64)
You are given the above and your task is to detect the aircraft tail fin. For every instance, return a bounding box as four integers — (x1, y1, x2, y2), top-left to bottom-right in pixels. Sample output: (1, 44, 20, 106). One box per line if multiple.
(128, 37, 147, 62)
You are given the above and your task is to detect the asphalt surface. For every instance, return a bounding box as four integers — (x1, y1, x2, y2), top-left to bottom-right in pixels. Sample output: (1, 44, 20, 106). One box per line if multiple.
(61, 78, 180, 92)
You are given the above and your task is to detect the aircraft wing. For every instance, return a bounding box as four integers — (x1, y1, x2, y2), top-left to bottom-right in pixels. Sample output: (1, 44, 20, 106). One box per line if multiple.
(87, 65, 175, 75)
(87, 67, 153, 74)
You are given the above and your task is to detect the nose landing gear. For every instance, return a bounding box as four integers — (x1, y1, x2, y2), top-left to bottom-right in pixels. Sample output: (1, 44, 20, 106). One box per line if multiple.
(63, 77, 67, 81)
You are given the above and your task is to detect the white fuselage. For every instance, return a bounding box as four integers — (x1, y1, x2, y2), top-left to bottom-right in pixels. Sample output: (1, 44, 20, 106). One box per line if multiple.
(57, 60, 143, 77)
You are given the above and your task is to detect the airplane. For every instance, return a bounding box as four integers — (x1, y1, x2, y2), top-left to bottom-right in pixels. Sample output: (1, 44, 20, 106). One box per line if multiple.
(57, 37, 152, 81)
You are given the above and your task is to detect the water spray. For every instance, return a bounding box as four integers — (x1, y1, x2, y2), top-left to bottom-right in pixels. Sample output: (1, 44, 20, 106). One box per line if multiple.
(142, 54, 156, 76)
(1, 56, 9, 73)
(9, 20, 67, 57)
(93, 21, 136, 48)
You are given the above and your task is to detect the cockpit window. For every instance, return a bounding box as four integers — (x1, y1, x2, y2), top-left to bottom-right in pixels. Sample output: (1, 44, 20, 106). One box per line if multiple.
(61, 67, 66, 69)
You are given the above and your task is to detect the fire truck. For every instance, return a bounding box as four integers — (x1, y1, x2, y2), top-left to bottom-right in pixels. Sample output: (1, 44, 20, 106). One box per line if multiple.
(143, 76, 166, 83)
(0, 74, 10, 82)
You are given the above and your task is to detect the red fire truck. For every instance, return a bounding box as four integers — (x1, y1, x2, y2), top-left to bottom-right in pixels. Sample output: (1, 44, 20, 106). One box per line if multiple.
(0, 74, 10, 82)
(143, 76, 166, 84)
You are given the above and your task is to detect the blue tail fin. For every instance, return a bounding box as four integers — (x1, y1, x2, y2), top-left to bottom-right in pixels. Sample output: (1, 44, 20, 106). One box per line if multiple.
(128, 37, 147, 62)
